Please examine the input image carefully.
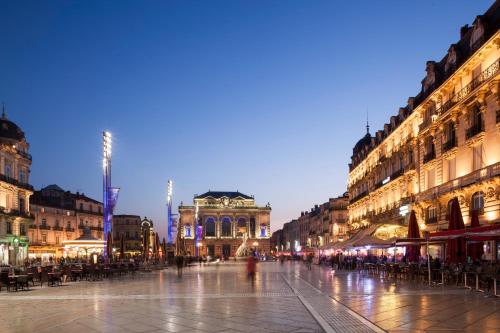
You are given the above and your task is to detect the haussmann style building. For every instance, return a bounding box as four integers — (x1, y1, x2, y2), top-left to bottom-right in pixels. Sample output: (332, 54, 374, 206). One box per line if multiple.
(178, 191, 271, 258)
(29, 185, 104, 260)
(0, 111, 34, 266)
(346, 2, 500, 259)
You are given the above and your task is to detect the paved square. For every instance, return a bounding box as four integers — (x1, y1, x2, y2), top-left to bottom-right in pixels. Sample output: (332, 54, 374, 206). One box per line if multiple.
(1, 262, 499, 332)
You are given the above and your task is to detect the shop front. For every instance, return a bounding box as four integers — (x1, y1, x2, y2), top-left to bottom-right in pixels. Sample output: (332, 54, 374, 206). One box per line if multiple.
(0, 235, 29, 266)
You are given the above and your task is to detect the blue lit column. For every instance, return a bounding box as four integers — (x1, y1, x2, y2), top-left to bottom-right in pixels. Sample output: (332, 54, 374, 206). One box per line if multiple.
(102, 131, 112, 258)
(167, 180, 173, 244)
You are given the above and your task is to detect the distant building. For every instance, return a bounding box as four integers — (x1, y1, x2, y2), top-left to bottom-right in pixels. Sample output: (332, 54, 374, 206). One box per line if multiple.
(179, 191, 271, 258)
(113, 215, 142, 255)
(0, 111, 34, 265)
(29, 185, 103, 260)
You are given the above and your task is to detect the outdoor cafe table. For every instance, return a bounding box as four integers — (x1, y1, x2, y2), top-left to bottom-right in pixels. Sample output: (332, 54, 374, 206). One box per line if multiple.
(8, 274, 29, 291)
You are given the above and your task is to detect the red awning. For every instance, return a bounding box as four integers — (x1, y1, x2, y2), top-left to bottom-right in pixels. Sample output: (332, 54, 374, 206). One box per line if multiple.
(428, 224, 500, 240)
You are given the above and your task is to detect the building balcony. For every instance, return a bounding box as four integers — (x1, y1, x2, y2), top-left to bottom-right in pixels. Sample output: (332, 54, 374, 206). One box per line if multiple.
(39, 225, 51, 230)
(349, 190, 368, 204)
(53, 226, 64, 231)
(0, 174, 34, 191)
(442, 137, 457, 153)
(17, 149, 32, 161)
(426, 216, 438, 224)
(65, 227, 75, 232)
(466, 122, 484, 140)
(76, 209, 103, 216)
(90, 226, 104, 231)
(423, 151, 436, 164)
(419, 117, 433, 132)
(417, 161, 500, 201)
(0, 207, 34, 219)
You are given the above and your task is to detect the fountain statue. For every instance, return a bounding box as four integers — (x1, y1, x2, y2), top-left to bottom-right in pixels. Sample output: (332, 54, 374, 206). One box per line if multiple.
(235, 233, 250, 257)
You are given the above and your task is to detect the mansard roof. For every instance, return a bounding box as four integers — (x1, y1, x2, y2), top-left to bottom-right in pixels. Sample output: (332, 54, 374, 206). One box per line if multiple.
(349, 1, 500, 171)
(194, 191, 253, 200)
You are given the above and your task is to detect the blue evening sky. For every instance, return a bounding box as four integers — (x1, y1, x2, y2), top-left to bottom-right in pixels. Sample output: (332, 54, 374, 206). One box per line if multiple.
(0, 1, 494, 237)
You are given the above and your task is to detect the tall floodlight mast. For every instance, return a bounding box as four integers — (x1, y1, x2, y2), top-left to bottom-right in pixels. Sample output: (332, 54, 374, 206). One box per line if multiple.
(102, 131, 112, 258)
(102, 131, 120, 259)
(167, 180, 173, 244)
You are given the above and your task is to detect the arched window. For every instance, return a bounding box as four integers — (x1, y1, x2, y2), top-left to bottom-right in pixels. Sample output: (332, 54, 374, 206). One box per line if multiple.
(472, 192, 484, 215)
(221, 217, 232, 237)
(237, 218, 247, 237)
(260, 224, 267, 237)
(184, 224, 191, 237)
(205, 217, 216, 237)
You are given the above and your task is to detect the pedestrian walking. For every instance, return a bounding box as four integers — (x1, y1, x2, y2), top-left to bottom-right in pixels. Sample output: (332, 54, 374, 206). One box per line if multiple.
(247, 255, 256, 279)
(176, 255, 184, 278)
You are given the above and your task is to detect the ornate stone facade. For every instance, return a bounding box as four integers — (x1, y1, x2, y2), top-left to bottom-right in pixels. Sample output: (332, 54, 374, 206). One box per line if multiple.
(0, 111, 33, 265)
(29, 185, 103, 260)
(348, 3, 500, 241)
(178, 191, 271, 258)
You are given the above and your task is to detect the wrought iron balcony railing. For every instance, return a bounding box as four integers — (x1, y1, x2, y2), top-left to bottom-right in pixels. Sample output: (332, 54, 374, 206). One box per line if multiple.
(349, 190, 368, 204)
(426, 216, 438, 224)
(466, 121, 484, 140)
(423, 150, 436, 163)
(436, 58, 500, 117)
(0, 174, 34, 191)
(442, 136, 457, 153)
(17, 150, 32, 161)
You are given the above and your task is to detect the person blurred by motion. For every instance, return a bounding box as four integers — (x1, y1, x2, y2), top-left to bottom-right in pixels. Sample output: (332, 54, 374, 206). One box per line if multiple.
(176, 255, 184, 278)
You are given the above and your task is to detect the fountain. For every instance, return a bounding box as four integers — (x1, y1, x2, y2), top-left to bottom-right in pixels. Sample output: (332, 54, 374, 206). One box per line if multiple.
(235, 233, 251, 258)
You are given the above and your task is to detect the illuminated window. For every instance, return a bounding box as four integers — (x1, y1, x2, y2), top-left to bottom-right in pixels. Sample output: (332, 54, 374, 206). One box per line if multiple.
(426, 206, 437, 224)
(205, 217, 216, 237)
(185, 225, 191, 237)
(260, 224, 267, 237)
(221, 217, 232, 237)
(6, 222, 12, 234)
(472, 144, 483, 171)
(472, 192, 484, 215)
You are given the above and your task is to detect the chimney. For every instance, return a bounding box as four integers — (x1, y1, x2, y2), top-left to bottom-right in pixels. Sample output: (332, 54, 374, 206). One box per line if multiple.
(460, 24, 470, 38)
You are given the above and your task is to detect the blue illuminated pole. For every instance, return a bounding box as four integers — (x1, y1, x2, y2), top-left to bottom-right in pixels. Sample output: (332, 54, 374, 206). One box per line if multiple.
(167, 180, 173, 244)
(194, 202, 199, 257)
(102, 131, 112, 258)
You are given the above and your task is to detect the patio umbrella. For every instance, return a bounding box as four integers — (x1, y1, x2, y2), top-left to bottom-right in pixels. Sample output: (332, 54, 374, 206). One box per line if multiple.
(467, 209, 484, 261)
(119, 233, 125, 259)
(106, 231, 113, 259)
(406, 210, 421, 262)
(143, 229, 149, 259)
(155, 233, 161, 258)
(162, 237, 167, 262)
(446, 197, 466, 263)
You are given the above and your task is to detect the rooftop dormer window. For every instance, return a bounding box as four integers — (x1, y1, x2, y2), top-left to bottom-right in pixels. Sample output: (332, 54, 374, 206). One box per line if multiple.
(470, 17, 485, 50)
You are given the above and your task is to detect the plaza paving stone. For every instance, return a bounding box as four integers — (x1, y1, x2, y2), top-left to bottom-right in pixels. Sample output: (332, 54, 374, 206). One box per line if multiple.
(0, 262, 499, 332)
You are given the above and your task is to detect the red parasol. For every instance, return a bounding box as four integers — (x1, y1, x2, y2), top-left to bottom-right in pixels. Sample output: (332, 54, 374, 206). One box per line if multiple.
(119, 233, 125, 259)
(106, 231, 113, 259)
(467, 209, 484, 261)
(155, 233, 160, 258)
(143, 229, 149, 259)
(446, 197, 466, 263)
(406, 210, 421, 262)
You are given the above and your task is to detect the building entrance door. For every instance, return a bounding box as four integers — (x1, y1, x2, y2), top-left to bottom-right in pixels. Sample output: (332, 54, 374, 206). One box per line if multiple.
(207, 245, 215, 257)
(222, 244, 231, 258)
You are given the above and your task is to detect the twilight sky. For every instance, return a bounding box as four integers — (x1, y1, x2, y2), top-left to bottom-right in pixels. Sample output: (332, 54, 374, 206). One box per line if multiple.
(0, 1, 494, 238)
